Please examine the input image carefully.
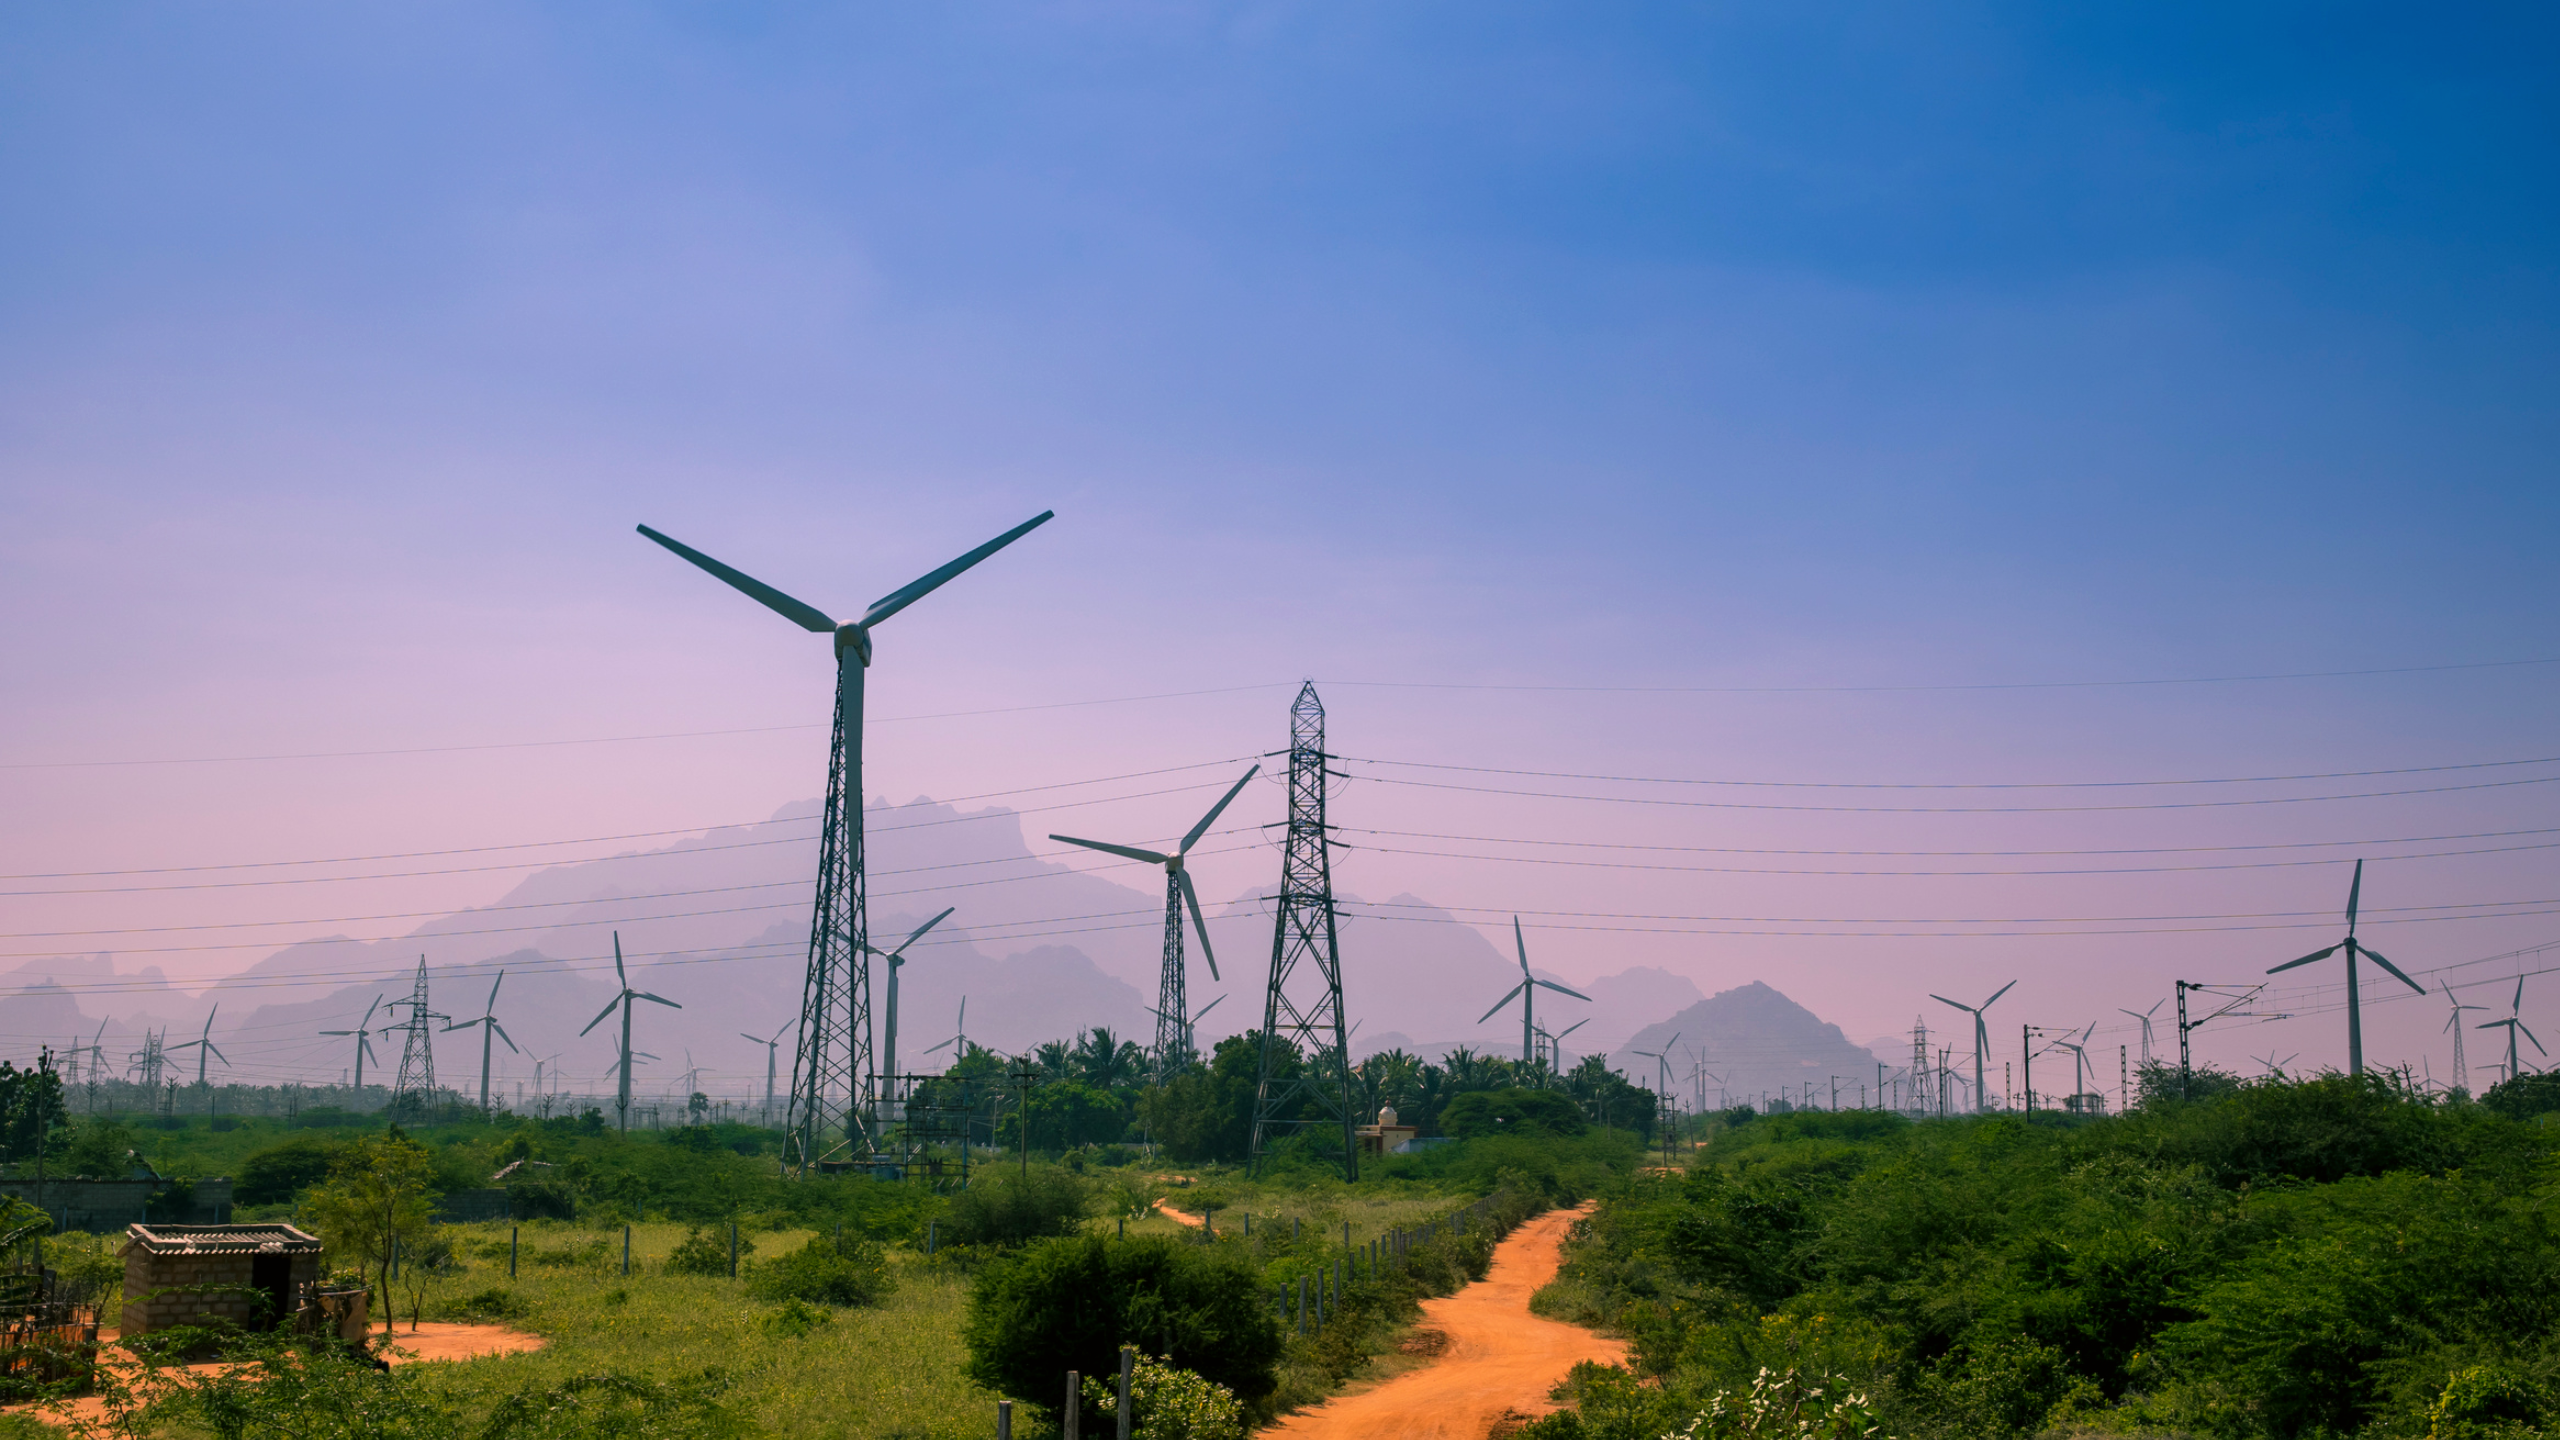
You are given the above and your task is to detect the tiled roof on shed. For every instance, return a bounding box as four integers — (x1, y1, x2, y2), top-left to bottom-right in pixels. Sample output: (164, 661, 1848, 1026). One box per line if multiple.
(123, 1223, 322, 1256)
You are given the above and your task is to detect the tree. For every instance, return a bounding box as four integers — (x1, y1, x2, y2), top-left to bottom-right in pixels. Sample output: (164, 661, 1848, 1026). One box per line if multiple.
(1138, 1035, 1270, 1163)
(299, 1131, 439, 1337)
(964, 1235, 1282, 1422)
(0, 1059, 68, 1164)
(1442, 1087, 1588, 1138)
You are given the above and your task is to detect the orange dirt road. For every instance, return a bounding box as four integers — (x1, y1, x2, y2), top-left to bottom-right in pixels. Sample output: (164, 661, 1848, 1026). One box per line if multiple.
(1263, 1201, 1623, 1440)
(11, 1324, 544, 1429)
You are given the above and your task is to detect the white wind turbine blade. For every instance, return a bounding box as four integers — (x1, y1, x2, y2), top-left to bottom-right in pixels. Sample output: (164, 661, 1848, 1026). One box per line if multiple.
(1179, 765, 1261, 855)
(487, 971, 505, 1014)
(1478, 981, 1528, 1026)
(889, 907, 956, 958)
(1513, 917, 1533, 978)
(1178, 869, 1221, 981)
(489, 1021, 518, 1054)
(1190, 995, 1225, 1026)
(579, 999, 622, 1036)
(860, 512, 1056, 629)
(1980, 980, 2018, 1008)
(1051, 834, 1172, 866)
(636, 525, 837, 632)
(613, 932, 629, 990)
(1535, 978, 1593, 1002)
(2268, 944, 2341, 974)
(2356, 944, 2426, 994)
(636, 993, 682, 1010)
(1930, 994, 1978, 1016)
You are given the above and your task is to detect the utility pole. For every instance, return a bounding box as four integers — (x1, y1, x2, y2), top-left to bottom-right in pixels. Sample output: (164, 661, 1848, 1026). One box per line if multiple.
(2176, 980, 2192, 1100)
(1248, 683, 1357, 1180)
(2022, 1024, 2034, 1112)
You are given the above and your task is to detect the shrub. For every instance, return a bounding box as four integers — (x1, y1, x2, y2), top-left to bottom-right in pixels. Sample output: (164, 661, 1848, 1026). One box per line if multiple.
(507, 1180, 577, 1221)
(2430, 1364, 2550, 1439)
(665, 1225, 753, 1277)
(744, 1233, 894, 1307)
(761, 1298, 833, 1339)
(937, 1167, 1089, 1248)
(964, 1235, 1283, 1420)
(480, 1369, 749, 1440)
(1082, 1353, 1246, 1440)
(235, 1138, 337, 1206)
(1441, 1088, 1588, 1139)
(446, 1287, 527, 1321)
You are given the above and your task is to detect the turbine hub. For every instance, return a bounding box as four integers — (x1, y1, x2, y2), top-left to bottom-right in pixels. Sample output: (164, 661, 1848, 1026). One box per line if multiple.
(834, 622, 872, 665)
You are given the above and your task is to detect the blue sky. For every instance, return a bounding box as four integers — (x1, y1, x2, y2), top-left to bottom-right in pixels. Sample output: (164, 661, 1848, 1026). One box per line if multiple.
(3, 3, 2556, 1081)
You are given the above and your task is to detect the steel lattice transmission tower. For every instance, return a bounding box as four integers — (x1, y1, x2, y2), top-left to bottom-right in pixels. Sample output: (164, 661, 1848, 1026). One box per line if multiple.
(385, 960, 447, 1116)
(638, 513, 1051, 1172)
(1248, 682, 1358, 1179)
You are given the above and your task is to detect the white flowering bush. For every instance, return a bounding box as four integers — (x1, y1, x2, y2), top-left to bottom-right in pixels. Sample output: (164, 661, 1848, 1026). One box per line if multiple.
(1663, 1366, 1886, 1440)
(1081, 1353, 1247, 1440)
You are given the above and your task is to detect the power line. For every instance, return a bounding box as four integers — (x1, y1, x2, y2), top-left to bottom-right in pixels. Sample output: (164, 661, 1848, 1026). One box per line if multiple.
(1346, 752, 2560, 791)
(1348, 770, 2560, 814)
(0, 757, 1251, 881)
(1324, 655, 2560, 695)
(1347, 834, 2560, 878)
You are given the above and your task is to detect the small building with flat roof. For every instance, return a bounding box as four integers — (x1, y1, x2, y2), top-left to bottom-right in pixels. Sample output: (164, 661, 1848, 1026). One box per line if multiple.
(120, 1223, 324, 1336)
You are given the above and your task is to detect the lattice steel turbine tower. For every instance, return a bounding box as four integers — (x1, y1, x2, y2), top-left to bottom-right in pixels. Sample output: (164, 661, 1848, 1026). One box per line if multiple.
(1248, 683, 1358, 1179)
(638, 511, 1051, 1171)
(1051, 764, 1259, 1082)
(385, 960, 447, 1116)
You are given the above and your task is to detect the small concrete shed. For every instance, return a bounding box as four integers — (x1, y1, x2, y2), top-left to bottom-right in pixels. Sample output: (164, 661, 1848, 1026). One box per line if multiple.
(120, 1223, 324, 1336)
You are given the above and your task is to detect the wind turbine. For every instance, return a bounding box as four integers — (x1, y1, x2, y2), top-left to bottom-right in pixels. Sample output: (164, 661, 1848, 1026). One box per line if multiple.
(2477, 975, 2545, 1085)
(2254, 1050, 2300, 1079)
(1051, 765, 1259, 1081)
(1480, 918, 1592, 1064)
(920, 999, 969, 1066)
(69, 1021, 108, 1109)
(1142, 995, 1225, 1064)
(741, 1024, 788, 1125)
(1552, 1018, 1590, 1072)
(2435, 982, 2485, 1095)
(167, 1007, 227, 1089)
(868, 907, 954, 1121)
(579, 932, 681, 1133)
(2119, 1000, 2163, 1066)
(1929, 980, 2016, 1113)
(1633, 1032, 1681, 1101)
(2049, 1023, 2095, 1108)
(320, 998, 383, 1099)
(441, 972, 518, 1115)
(2265, 860, 2426, 1075)
(640, 508, 1052, 1169)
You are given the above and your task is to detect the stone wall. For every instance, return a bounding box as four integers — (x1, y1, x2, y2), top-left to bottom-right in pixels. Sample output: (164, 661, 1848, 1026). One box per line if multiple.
(121, 1250, 322, 1335)
(0, 1177, 233, 1231)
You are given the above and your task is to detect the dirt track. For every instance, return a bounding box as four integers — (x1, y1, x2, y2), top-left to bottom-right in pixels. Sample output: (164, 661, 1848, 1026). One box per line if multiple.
(1262, 1201, 1622, 1439)
(13, 1323, 543, 1428)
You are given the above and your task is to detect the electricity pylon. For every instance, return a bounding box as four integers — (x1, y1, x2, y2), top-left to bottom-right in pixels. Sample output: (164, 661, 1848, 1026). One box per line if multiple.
(639, 511, 1051, 1172)
(384, 960, 448, 1116)
(1248, 683, 1357, 1180)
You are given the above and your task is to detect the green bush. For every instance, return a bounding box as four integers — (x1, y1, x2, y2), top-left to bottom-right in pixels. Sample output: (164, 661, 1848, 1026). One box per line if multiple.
(1082, 1352, 1247, 1440)
(2430, 1364, 2550, 1439)
(665, 1225, 753, 1276)
(1440, 1088, 1588, 1139)
(964, 1235, 1282, 1422)
(445, 1287, 527, 1321)
(744, 1232, 894, 1307)
(235, 1138, 338, 1205)
(761, 1298, 834, 1339)
(936, 1167, 1089, 1248)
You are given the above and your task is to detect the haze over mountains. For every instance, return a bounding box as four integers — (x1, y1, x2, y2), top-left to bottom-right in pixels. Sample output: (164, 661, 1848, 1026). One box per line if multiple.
(7, 798, 1887, 1107)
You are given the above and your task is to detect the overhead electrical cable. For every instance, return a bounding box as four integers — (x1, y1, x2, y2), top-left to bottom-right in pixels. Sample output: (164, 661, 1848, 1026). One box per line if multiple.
(1344, 752, 2560, 790)
(1348, 771, 2560, 814)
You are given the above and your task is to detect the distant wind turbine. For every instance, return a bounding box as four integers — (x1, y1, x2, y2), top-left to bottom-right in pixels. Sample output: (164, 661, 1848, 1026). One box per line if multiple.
(1552, 1018, 1590, 1072)
(579, 932, 681, 1133)
(2265, 859, 2425, 1075)
(1480, 919, 1592, 1064)
(167, 1006, 227, 1089)
(867, 907, 954, 1119)
(2254, 1050, 2300, 1079)
(1051, 765, 1259, 1081)
(741, 1024, 788, 1125)
(2477, 975, 2545, 1085)
(1143, 995, 1226, 1062)
(920, 999, 969, 1065)
(2441, 982, 2486, 1095)
(2119, 1000, 2163, 1066)
(1930, 980, 2016, 1114)
(442, 972, 518, 1115)
(321, 998, 382, 1099)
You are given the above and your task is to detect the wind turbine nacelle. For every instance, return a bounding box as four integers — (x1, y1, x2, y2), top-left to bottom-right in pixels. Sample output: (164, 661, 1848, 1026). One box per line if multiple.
(834, 623, 873, 664)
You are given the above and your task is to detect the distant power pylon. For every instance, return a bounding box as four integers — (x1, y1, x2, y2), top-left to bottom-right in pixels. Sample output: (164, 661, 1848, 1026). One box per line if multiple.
(1248, 682, 1357, 1179)
(385, 959, 449, 1116)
